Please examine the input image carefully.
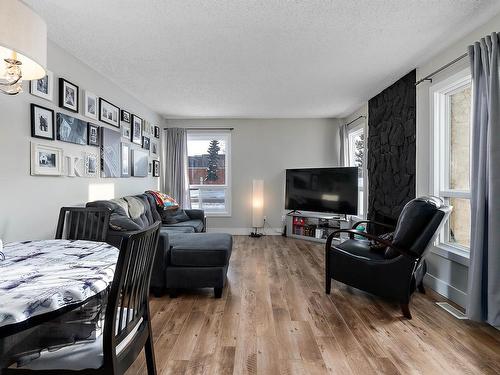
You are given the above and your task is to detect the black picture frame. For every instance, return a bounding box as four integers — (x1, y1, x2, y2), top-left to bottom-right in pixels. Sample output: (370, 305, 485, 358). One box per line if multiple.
(131, 114, 143, 145)
(154, 126, 160, 138)
(87, 123, 100, 147)
(99, 98, 120, 128)
(58, 78, 79, 113)
(153, 160, 160, 177)
(56, 113, 88, 145)
(142, 136, 150, 150)
(31, 103, 55, 140)
(121, 110, 131, 123)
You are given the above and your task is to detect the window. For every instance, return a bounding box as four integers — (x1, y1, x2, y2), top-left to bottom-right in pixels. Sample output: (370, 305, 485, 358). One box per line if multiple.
(346, 122, 366, 216)
(431, 69, 471, 254)
(187, 130, 231, 216)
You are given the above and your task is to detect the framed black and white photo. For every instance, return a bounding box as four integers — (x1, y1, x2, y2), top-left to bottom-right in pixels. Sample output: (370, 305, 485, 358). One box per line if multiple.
(153, 160, 160, 177)
(154, 126, 160, 138)
(85, 152, 99, 177)
(151, 141, 158, 156)
(56, 113, 88, 145)
(99, 98, 120, 128)
(31, 104, 55, 140)
(131, 114, 142, 145)
(142, 136, 150, 150)
(84, 91, 98, 120)
(30, 71, 53, 101)
(121, 143, 130, 177)
(132, 149, 149, 177)
(121, 110, 131, 123)
(101, 127, 121, 178)
(121, 124, 131, 140)
(59, 78, 79, 113)
(30, 142, 64, 176)
(87, 123, 99, 146)
(142, 120, 150, 135)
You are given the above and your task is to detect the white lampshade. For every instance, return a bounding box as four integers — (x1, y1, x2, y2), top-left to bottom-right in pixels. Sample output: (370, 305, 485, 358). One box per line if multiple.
(0, 0, 47, 80)
(252, 179, 264, 228)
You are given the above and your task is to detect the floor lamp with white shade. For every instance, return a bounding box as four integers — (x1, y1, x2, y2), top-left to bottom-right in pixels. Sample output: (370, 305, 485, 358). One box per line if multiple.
(251, 179, 264, 237)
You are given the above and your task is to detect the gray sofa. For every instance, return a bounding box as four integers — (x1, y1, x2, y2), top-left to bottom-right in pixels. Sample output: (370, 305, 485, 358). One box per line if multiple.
(86, 192, 232, 298)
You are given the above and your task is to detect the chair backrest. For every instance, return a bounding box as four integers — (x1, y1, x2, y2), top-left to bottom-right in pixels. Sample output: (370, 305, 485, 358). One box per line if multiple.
(392, 196, 452, 257)
(56, 207, 111, 242)
(102, 221, 161, 372)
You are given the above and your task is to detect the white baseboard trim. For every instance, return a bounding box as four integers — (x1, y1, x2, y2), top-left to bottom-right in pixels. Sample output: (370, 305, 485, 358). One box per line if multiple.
(424, 273, 467, 308)
(206, 227, 283, 236)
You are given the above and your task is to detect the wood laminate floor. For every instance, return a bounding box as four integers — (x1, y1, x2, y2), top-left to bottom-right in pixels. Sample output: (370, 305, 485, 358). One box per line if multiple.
(126, 235, 500, 375)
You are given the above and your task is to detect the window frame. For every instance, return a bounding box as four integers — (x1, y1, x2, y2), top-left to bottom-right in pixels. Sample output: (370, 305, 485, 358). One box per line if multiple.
(345, 121, 368, 217)
(186, 129, 232, 217)
(430, 68, 471, 260)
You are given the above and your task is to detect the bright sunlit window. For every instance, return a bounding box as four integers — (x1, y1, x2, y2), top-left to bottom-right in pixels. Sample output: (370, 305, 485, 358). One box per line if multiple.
(431, 69, 471, 254)
(187, 130, 231, 216)
(346, 122, 366, 216)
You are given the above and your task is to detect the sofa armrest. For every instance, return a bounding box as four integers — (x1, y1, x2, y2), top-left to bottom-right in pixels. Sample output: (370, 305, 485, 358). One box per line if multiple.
(150, 232, 170, 290)
(185, 209, 207, 232)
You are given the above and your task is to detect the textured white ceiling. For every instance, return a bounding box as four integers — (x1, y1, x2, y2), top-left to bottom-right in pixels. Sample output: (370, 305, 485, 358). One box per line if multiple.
(24, 0, 500, 118)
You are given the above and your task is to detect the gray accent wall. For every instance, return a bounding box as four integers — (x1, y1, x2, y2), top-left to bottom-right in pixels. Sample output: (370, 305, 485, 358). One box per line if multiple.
(166, 118, 341, 234)
(0, 41, 163, 242)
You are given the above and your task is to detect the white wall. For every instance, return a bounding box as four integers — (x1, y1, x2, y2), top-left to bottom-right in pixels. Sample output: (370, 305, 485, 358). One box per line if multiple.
(166, 118, 341, 234)
(0, 41, 163, 242)
(415, 12, 500, 307)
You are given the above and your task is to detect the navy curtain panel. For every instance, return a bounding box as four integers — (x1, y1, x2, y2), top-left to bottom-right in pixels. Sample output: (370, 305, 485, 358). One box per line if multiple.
(467, 32, 500, 326)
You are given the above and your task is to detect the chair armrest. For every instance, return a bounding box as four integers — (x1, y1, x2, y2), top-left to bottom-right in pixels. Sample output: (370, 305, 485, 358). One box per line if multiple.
(326, 229, 418, 259)
(352, 220, 395, 232)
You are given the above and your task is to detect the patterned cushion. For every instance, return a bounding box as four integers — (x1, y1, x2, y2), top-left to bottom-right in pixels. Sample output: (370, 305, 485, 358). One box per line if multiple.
(146, 191, 179, 210)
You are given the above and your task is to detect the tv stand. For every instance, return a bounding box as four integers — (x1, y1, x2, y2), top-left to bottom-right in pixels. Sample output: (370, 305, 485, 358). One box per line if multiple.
(286, 211, 350, 244)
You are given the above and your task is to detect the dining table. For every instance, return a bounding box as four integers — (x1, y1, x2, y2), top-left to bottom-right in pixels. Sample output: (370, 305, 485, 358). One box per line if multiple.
(0, 239, 119, 369)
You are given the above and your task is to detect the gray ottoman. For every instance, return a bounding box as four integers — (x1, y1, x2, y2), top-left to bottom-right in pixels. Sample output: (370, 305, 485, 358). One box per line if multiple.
(166, 233, 232, 298)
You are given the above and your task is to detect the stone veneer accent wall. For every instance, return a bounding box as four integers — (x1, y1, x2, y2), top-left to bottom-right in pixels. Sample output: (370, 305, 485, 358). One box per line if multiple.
(367, 70, 416, 227)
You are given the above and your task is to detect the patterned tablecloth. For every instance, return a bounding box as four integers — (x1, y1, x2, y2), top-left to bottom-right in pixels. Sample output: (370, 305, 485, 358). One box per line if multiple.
(0, 240, 119, 329)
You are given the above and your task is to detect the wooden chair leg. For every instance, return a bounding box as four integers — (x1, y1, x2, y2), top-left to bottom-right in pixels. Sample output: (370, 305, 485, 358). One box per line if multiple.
(144, 330, 157, 375)
(401, 303, 412, 319)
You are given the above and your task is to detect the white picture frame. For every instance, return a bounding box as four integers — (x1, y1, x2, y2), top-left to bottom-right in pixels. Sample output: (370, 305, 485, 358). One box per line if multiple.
(121, 143, 130, 177)
(30, 71, 53, 101)
(122, 124, 131, 139)
(85, 152, 99, 177)
(84, 91, 98, 120)
(30, 142, 64, 176)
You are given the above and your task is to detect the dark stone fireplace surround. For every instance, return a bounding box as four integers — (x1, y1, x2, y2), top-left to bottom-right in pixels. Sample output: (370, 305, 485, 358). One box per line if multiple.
(367, 70, 416, 231)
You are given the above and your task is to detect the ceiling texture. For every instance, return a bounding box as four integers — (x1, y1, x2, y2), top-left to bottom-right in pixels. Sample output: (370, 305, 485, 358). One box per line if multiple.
(25, 0, 500, 119)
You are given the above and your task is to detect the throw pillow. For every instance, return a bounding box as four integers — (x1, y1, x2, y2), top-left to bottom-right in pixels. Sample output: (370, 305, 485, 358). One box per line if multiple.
(146, 190, 180, 210)
(161, 208, 190, 224)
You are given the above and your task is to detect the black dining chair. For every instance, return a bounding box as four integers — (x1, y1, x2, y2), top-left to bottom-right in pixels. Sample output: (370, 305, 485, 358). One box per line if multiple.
(56, 206, 111, 242)
(4, 221, 161, 375)
(325, 196, 451, 319)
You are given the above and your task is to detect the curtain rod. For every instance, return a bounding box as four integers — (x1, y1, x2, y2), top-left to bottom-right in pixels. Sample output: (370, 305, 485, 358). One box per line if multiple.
(345, 115, 366, 127)
(415, 53, 468, 86)
(163, 127, 234, 131)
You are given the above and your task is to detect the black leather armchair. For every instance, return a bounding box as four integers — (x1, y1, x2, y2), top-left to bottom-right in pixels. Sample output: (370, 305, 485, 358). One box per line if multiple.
(325, 196, 451, 319)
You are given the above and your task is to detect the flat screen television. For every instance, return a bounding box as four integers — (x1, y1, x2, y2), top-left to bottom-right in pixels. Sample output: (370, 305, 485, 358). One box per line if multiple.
(285, 167, 358, 215)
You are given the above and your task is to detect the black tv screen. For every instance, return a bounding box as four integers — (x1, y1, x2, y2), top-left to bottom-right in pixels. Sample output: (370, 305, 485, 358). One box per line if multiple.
(285, 167, 358, 215)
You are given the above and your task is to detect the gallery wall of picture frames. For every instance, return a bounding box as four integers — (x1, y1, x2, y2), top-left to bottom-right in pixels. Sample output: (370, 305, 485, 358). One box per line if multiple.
(28, 71, 161, 179)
